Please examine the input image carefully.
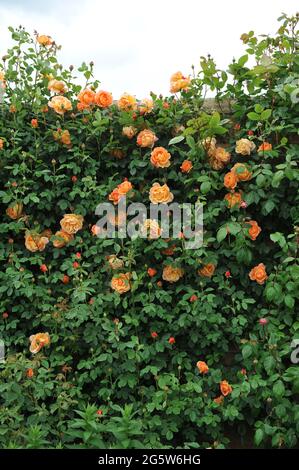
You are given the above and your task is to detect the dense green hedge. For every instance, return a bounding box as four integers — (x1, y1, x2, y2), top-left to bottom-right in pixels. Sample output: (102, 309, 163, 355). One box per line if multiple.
(0, 13, 298, 448)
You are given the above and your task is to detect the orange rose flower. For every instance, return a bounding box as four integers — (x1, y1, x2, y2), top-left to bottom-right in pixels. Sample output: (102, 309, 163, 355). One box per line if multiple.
(0, 138, 4, 150)
(122, 126, 137, 139)
(25, 232, 49, 252)
(26, 368, 34, 378)
(48, 96, 72, 115)
(142, 219, 162, 239)
(137, 129, 158, 148)
(139, 98, 154, 115)
(235, 138, 256, 155)
(220, 380, 232, 396)
(150, 147, 171, 168)
(224, 192, 242, 209)
(60, 214, 83, 235)
(214, 395, 224, 405)
(149, 182, 174, 204)
(108, 255, 124, 270)
(180, 160, 193, 173)
(249, 263, 268, 285)
(111, 272, 131, 294)
(224, 171, 238, 189)
(29, 332, 50, 354)
(231, 163, 252, 182)
(247, 220, 261, 240)
(148, 268, 157, 277)
(60, 130, 71, 146)
(118, 93, 137, 111)
(118, 180, 133, 195)
(52, 230, 74, 248)
(209, 146, 231, 170)
(170, 71, 191, 93)
(110, 149, 125, 159)
(258, 142, 272, 152)
(94, 90, 113, 108)
(197, 361, 209, 374)
(37, 35, 53, 46)
(198, 263, 215, 278)
(6, 202, 23, 220)
(31, 119, 38, 128)
(48, 79, 67, 94)
(108, 188, 121, 205)
(77, 88, 96, 106)
(162, 265, 184, 283)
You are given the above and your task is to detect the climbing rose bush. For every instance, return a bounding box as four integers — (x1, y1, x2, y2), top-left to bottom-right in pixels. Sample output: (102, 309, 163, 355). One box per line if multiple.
(0, 13, 298, 449)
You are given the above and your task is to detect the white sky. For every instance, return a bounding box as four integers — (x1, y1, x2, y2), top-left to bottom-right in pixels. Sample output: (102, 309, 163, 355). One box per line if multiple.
(0, 0, 297, 98)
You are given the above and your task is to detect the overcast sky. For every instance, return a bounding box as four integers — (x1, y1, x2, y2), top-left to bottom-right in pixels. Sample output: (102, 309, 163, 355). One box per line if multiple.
(0, 0, 297, 98)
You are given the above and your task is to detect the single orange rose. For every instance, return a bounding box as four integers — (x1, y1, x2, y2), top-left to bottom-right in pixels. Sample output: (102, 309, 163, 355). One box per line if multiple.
(48, 96, 72, 115)
(111, 272, 131, 294)
(149, 182, 174, 204)
(247, 220, 261, 240)
(214, 395, 224, 405)
(224, 192, 242, 209)
(258, 142, 272, 152)
(220, 380, 232, 396)
(162, 265, 184, 283)
(197, 361, 209, 374)
(224, 171, 238, 189)
(118, 93, 137, 111)
(198, 263, 216, 278)
(29, 332, 50, 354)
(170, 71, 191, 93)
(249, 263, 268, 285)
(209, 146, 231, 170)
(0, 138, 4, 150)
(122, 126, 137, 139)
(231, 163, 252, 182)
(180, 160, 193, 173)
(150, 147, 171, 168)
(147, 268, 157, 277)
(77, 88, 95, 106)
(137, 129, 158, 148)
(6, 202, 23, 220)
(139, 98, 154, 115)
(235, 138, 256, 155)
(118, 180, 133, 195)
(25, 232, 49, 252)
(107, 255, 124, 270)
(26, 368, 34, 378)
(53, 230, 74, 248)
(60, 214, 84, 235)
(94, 90, 113, 108)
(37, 35, 53, 46)
(48, 79, 67, 94)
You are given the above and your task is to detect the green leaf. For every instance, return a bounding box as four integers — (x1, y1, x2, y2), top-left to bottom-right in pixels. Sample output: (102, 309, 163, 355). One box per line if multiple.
(247, 112, 260, 121)
(260, 109, 272, 120)
(217, 226, 227, 243)
(168, 135, 185, 145)
(273, 380, 285, 398)
(284, 295, 295, 309)
(200, 181, 211, 194)
(254, 428, 264, 446)
(242, 344, 253, 360)
(238, 54, 249, 67)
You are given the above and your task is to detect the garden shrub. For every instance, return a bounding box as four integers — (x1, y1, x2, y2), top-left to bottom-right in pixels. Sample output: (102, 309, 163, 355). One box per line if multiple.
(0, 13, 298, 449)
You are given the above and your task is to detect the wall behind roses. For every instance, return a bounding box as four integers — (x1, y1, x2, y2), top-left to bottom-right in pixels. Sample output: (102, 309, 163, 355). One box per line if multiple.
(0, 14, 298, 449)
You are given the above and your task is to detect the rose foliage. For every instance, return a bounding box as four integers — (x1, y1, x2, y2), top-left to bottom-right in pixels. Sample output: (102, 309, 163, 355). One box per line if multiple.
(0, 13, 299, 449)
